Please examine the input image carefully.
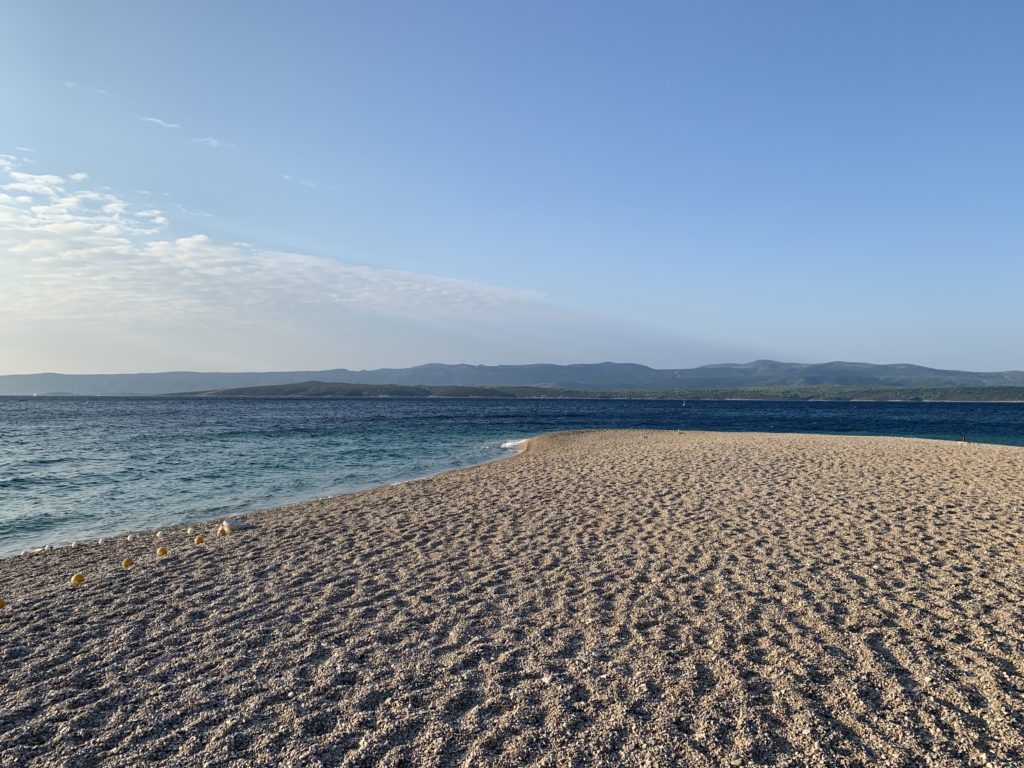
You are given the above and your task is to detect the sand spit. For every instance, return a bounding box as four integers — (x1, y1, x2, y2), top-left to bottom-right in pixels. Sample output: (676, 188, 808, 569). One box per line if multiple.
(1, 430, 1023, 767)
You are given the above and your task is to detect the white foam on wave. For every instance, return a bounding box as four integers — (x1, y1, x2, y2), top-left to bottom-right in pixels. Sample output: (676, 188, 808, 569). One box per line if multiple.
(501, 439, 528, 449)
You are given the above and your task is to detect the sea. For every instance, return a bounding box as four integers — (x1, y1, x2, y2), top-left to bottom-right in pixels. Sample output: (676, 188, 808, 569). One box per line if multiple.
(2, 396, 1023, 558)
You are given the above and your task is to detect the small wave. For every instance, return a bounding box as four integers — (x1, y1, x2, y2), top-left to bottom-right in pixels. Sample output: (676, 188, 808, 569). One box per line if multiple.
(500, 439, 528, 449)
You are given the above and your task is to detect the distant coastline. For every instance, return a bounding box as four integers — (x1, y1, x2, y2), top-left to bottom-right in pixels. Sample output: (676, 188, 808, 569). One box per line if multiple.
(162, 380, 1024, 403)
(4, 359, 1024, 397)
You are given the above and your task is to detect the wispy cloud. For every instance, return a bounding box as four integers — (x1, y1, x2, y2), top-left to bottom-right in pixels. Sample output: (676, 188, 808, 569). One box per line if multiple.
(62, 81, 77, 89)
(15, 147, 34, 153)
(0, 160, 541, 332)
(192, 137, 222, 148)
(138, 116, 182, 130)
(69, 172, 89, 182)
(282, 173, 336, 191)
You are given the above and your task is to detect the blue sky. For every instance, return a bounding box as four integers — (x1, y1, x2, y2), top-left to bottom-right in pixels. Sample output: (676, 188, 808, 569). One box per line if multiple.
(1, 1, 1022, 373)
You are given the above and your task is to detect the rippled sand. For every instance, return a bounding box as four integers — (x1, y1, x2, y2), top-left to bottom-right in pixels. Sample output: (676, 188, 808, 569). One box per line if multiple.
(2, 430, 1023, 766)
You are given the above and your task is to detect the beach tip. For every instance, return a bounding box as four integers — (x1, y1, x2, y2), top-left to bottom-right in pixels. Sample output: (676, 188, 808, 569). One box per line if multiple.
(70, 573, 85, 585)
(156, 546, 168, 558)
(122, 558, 134, 569)
(194, 535, 205, 545)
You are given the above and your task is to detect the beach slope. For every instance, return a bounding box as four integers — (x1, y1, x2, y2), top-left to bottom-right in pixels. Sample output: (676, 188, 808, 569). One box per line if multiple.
(2, 430, 1023, 766)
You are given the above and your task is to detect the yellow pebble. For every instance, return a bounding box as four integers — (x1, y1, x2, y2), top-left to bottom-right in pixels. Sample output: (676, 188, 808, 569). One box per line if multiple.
(194, 535, 205, 545)
(216, 526, 227, 537)
(70, 573, 85, 585)
(0, 597, 6, 609)
(156, 546, 168, 557)
(122, 558, 134, 569)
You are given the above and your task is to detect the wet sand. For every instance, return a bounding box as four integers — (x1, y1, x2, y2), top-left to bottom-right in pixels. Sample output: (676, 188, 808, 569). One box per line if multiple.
(1, 430, 1023, 766)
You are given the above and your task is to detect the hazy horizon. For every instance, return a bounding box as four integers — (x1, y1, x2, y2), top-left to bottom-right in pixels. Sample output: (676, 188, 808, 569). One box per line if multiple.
(3, 2, 1022, 374)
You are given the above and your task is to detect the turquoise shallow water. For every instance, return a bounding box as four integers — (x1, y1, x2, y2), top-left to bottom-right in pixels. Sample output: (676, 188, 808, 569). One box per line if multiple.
(2, 396, 1023, 557)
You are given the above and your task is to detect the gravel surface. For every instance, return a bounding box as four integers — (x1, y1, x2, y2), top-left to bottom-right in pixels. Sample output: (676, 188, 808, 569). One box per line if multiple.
(2, 430, 1023, 766)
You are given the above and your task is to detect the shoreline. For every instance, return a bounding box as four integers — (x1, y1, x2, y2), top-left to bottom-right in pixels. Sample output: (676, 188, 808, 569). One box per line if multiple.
(1, 427, 1012, 560)
(0, 436, 536, 560)
(3, 430, 1023, 765)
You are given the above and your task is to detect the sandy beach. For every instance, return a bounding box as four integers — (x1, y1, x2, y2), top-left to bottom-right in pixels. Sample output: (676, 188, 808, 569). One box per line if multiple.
(1, 429, 1023, 767)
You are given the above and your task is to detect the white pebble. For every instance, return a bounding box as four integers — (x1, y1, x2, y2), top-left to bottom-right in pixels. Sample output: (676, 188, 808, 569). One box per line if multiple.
(187, 527, 194, 535)
(156, 531, 163, 539)
(126, 535, 133, 542)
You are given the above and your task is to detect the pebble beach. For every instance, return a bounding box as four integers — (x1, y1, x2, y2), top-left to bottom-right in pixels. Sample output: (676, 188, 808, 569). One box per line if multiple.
(1, 430, 1023, 766)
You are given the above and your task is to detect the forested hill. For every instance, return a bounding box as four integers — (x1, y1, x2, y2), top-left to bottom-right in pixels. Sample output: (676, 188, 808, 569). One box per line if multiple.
(178, 381, 1024, 402)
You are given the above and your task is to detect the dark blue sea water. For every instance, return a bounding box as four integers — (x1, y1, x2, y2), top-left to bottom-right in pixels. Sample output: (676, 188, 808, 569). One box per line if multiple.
(2, 397, 1023, 558)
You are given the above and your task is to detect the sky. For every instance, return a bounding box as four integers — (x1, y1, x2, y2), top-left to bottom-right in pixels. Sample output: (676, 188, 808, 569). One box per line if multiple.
(1, 1, 1022, 374)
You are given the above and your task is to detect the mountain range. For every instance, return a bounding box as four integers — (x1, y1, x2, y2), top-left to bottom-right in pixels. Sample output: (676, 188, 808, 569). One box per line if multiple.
(2, 360, 1023, 396)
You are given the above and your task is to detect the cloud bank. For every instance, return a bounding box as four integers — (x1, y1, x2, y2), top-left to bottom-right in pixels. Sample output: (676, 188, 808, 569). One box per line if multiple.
(0, 159, 567, 372)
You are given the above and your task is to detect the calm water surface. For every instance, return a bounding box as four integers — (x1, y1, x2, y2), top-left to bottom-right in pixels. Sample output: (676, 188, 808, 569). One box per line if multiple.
(2, 397, 1023, 557)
